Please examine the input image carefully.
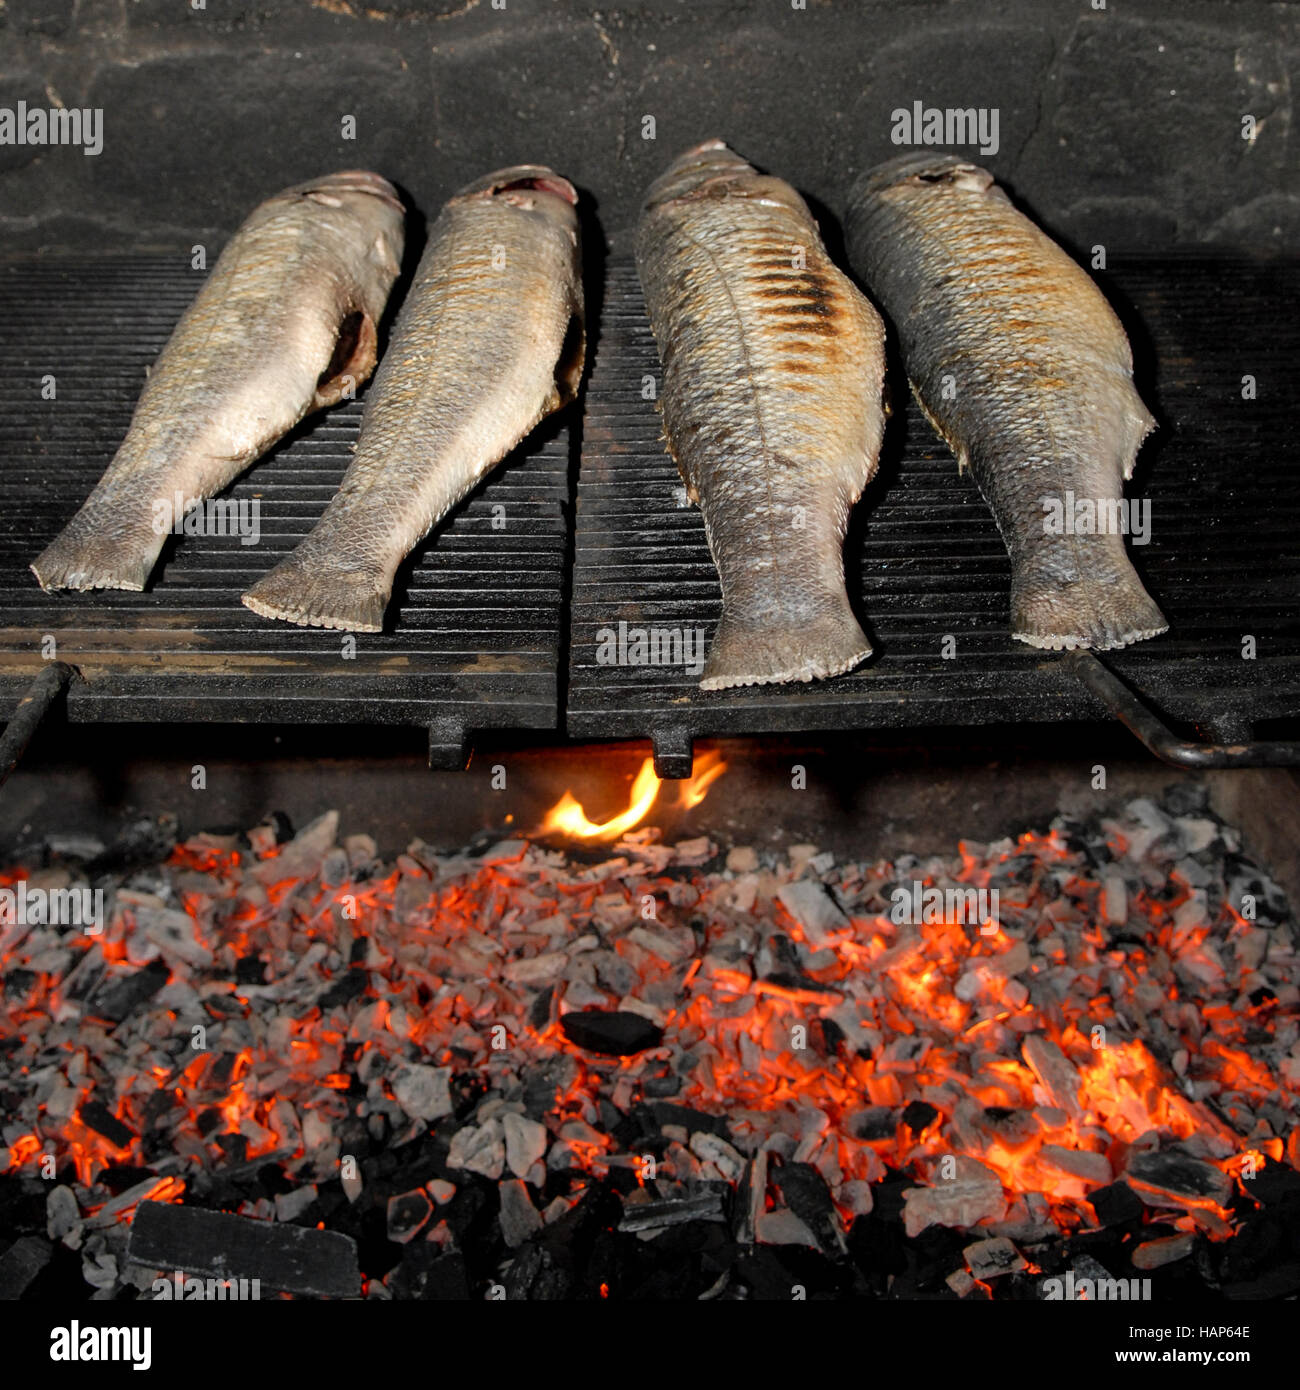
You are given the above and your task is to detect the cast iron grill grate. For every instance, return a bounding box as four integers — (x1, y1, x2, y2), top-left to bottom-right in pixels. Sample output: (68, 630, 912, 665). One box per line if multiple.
(568, 255, 1300, 773)
(0, 256, 572, 765)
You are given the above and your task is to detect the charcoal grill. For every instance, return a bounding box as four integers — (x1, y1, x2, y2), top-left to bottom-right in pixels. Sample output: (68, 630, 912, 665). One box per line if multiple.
(0, 256, 572, 769)
(568, 255, 1300, 775)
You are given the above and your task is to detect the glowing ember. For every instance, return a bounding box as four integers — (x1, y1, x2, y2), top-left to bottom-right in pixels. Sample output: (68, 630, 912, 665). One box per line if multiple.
(0, 794, 1296, 1299)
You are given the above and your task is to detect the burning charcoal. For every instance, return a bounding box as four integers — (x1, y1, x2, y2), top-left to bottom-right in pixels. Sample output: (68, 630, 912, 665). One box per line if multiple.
(1036, 1145, 1111, 1189)
(138, 906, 208, 967)
(1242, 1159, 1300, 1207)
(318, 967, 367, 1008)
(1124, 1148, 1233, 1211)
(771, 1162, 846, 1256)
(392, 1064, 454, 1122)
(755, 1207, 819, 1248)
(234, 955, 266, 985)
(503, 951, 569, 987)
(672, 836, 715, 865)
(726, 847, 758, 873)
(498, 1179, 543, 1247)
(250, 810, 337, 885)
(387, 1247, 469, 1301)
(776, 879, 849, 948)
(559, 1009, 664, 1056)
(946, 1267, 977, 1297)
(446, 1119, 505, 1179)
(962, 1236, 1026, 1280)
(387, 1189, 433, 1244)
(0, 1235, 52, 1298)
(1175, 818, 1218, 854)
(837, 1180, 874, 1218)
(273, 1185, 318, 1224)
(78, 1100, 136, 1150)
(902, 1100, 938, 1137)
(1086, 1180, 1145, 1228)
(619, 1190, 726, 1233)
(973, 1107, 1038, 1148)
(689, 1131, 746, 1183)
(1020, 1036, 1083, 1120)
(86, 959, 169, 1023)
(903, 1158, 1007, 1238)
(521, 1055, 580, 1117)
(45, 1185, 82, 1246)
(128, 1200, 360, 1298)
(852, 1107, 897, 1141)
(1101, 875, 1128, 925)
(1132, 1233, 1195, 1269)
(502, 1112, 548, 1179)
(503, 1239, 571, 1300)
(735, 1151, 768, 1243)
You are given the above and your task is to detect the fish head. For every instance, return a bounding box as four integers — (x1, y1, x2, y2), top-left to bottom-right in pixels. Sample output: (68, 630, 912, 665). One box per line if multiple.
(269, 170, 407, 279)
(853, 152, 996, 205)
(642, 139, 812, 222)
(450, 165, 580, 237)
(273, 170, 407, 224)
(641, 139, 757, 209)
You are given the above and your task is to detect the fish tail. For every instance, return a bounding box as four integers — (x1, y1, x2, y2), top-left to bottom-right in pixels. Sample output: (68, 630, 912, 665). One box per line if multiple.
(243, 552, 389, 632)
(1011, 553, 1168, 652)
(700, 606, 872, 692)
(31, 507, 165, 593)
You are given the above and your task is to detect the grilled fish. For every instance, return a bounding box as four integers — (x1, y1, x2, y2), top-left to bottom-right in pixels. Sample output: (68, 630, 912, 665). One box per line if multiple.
(635, 140, 886, 691)
(846, 152, 1166, 651)
(31, 171, 405, 592)
(243, 165, 585, 632)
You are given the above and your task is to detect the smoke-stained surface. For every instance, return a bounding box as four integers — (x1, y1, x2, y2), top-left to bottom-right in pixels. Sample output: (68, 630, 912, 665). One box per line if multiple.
(0, 0, 1294, 255)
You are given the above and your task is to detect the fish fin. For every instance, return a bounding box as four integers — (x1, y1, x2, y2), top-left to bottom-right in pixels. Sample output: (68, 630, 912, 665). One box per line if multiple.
(312, 309, 379, 410)
(1011, 556, 1168, 653)
(1120, 400, 1157, 482)
(31, 512, 163, 592)
(554, 312, 586, 403)
(243, 554, 388, 632)
(909, 376, 969, 472)
(700, 607, 872, 691)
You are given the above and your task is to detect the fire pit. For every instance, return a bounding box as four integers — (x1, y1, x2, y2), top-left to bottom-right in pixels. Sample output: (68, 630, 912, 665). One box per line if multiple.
(2, 760, 1296, 1304)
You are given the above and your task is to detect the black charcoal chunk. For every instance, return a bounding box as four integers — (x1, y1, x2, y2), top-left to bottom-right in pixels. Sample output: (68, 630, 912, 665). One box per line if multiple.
(901, 1101, 938, 1136)
(1087, 1181, 1145, 1227)
(127, 1201, 359, 1298)
(0, 1235, 52, 1298)
(88, 959, 170, 1023)
(79, 1100, 136, 1149)
(559, 1009, 663, 1056)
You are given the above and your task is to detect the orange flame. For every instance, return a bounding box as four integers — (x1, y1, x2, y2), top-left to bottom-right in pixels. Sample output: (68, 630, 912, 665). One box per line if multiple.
(538, 751, 727, 841)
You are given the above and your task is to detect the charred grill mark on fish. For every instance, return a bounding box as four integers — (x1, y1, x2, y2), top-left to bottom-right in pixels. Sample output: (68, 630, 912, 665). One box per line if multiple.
(846, 152, 1167, 652)
(635, 139, 887, 691)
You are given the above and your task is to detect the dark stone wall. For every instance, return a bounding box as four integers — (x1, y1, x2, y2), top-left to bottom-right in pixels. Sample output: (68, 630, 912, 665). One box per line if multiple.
(0, 0, 1295, 257)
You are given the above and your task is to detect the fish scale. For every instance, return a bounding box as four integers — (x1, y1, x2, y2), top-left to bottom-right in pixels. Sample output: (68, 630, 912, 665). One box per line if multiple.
(243, 164, 584, 633)
(846, 152, 1167, 652)
(635, 140, 887, 691)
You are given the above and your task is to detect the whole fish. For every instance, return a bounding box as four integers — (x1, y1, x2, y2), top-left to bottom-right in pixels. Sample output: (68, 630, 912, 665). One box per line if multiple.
(846, 152, 1167, 651)
(243, 164, 585, 631)
(31, 171, 405, 592)
(635, 140, 886, 691)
